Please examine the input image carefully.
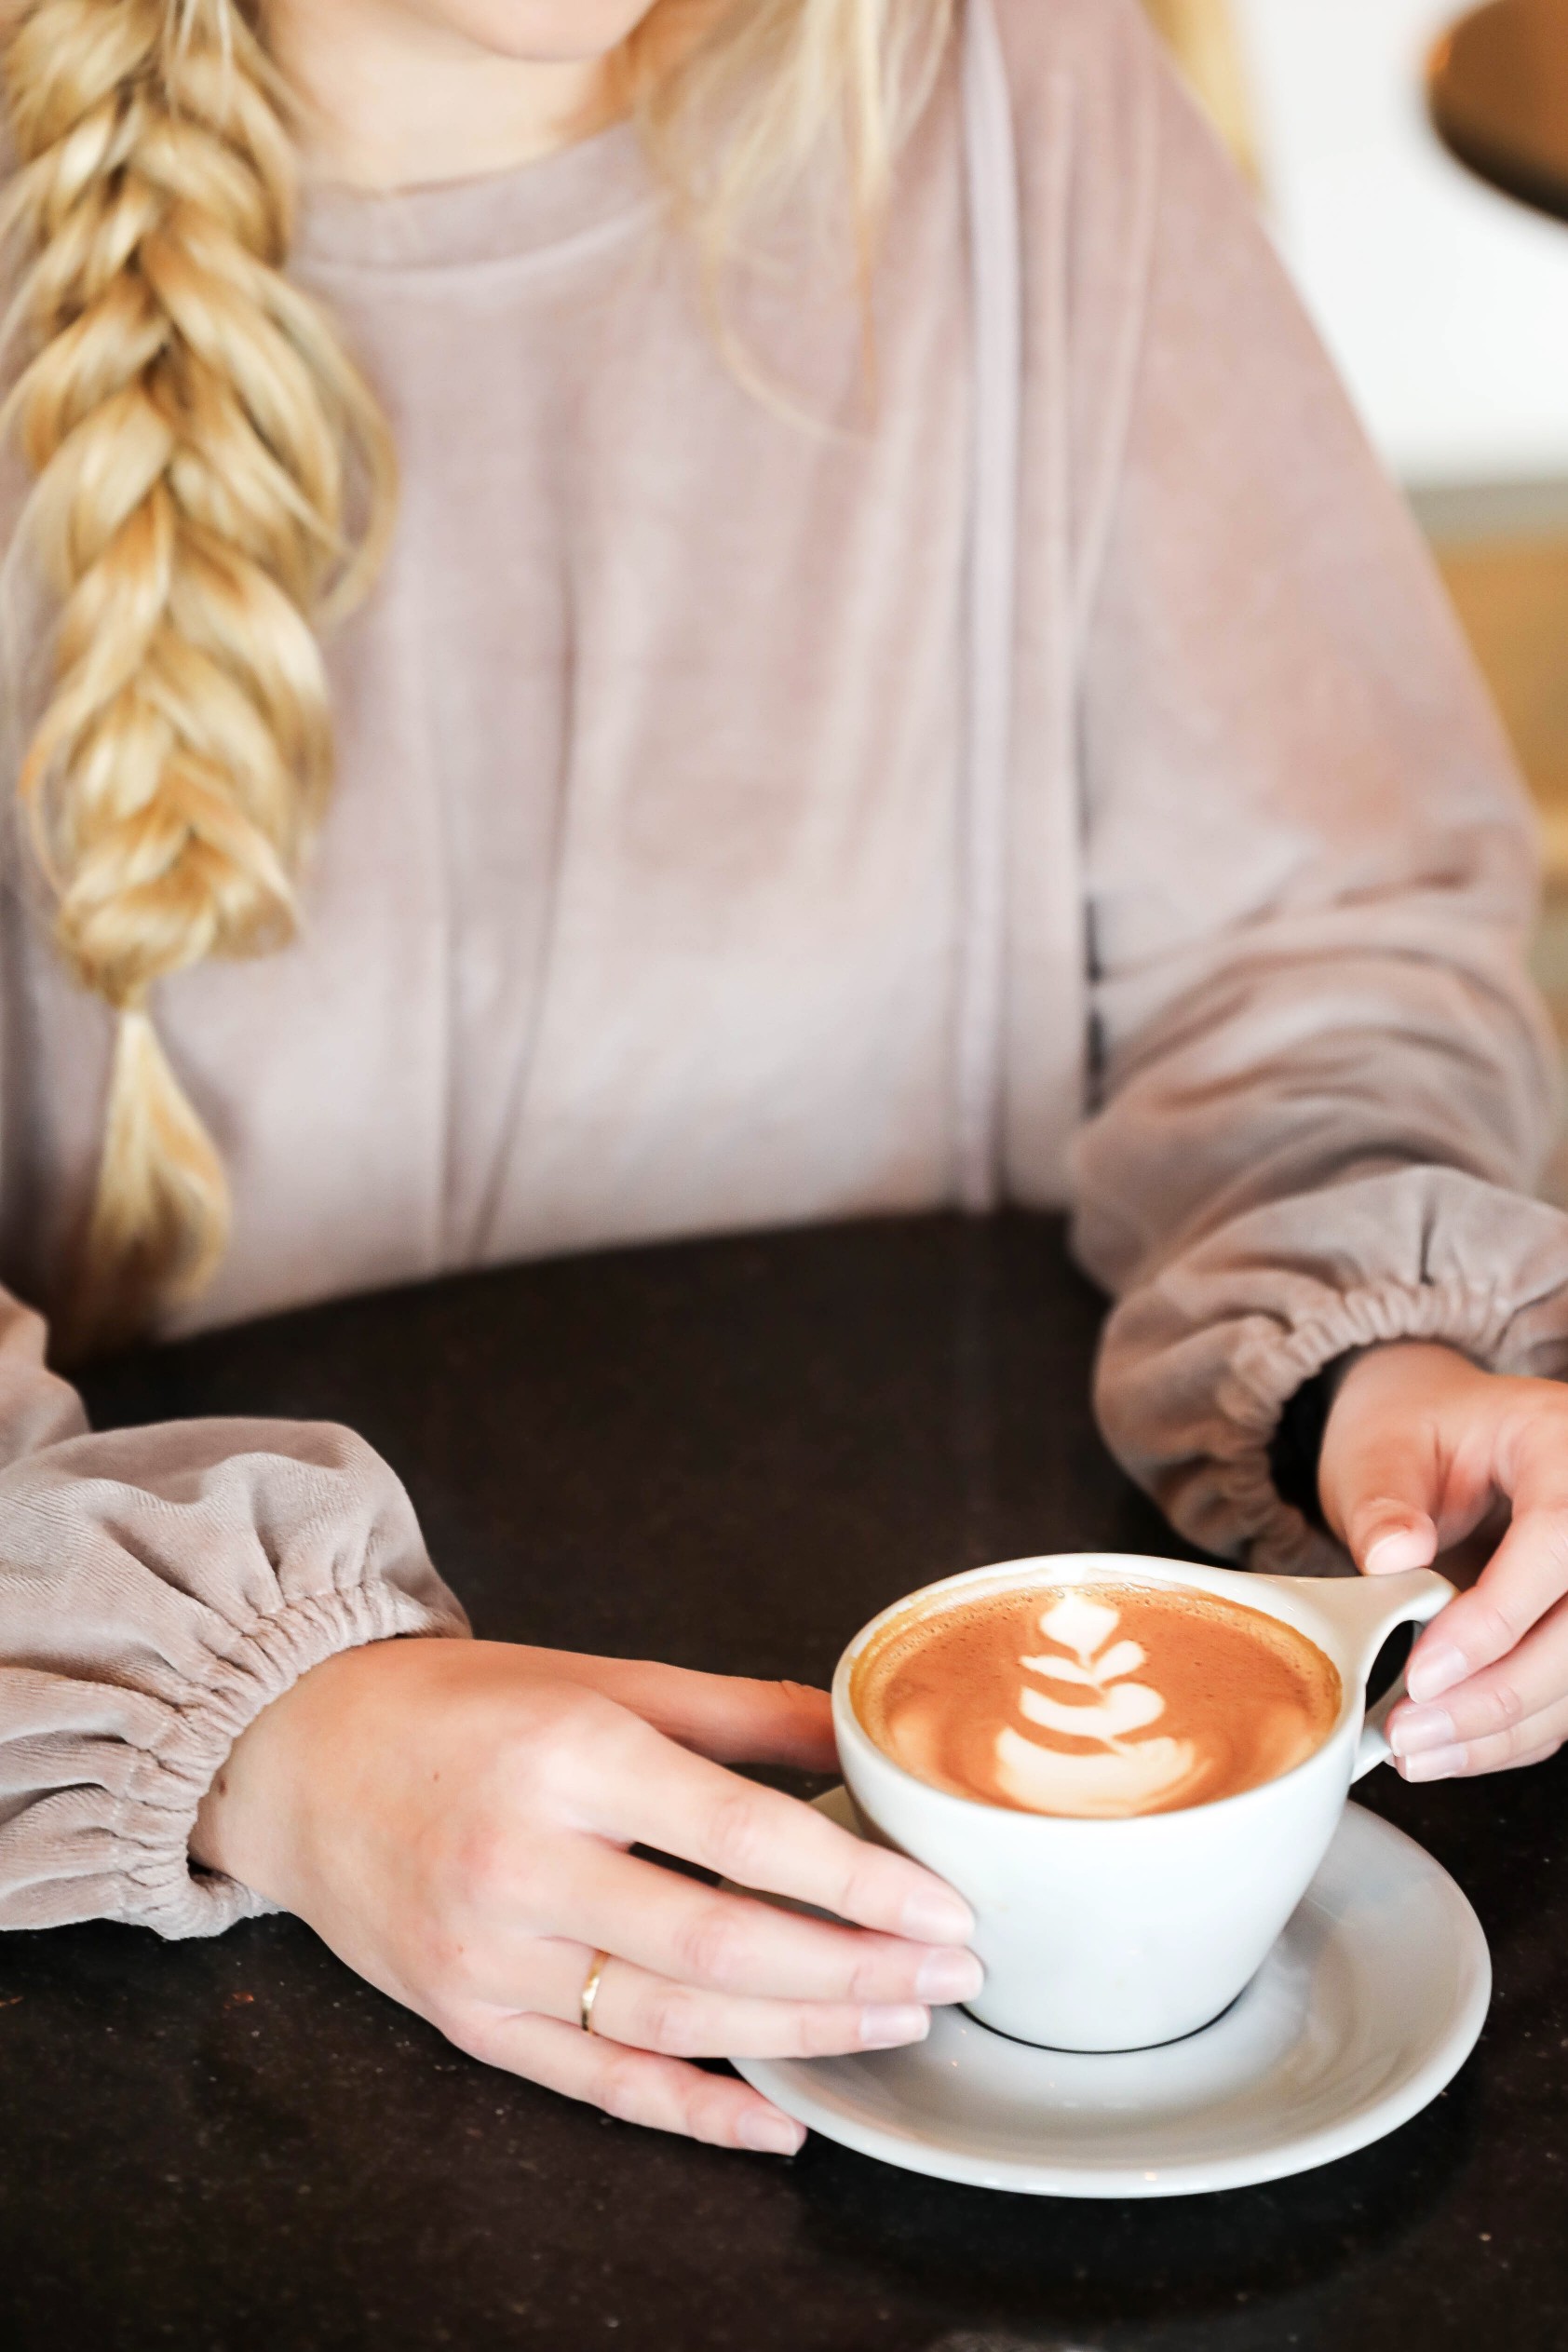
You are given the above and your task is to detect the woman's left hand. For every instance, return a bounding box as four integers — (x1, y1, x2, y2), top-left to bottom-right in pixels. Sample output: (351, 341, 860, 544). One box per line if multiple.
(1318, 1339, 1568, 1782)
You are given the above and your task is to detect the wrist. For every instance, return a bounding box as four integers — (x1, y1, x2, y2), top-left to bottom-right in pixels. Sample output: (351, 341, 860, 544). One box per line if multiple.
(191, 1638, 414, 1906)
(1328, 1340, 1483, 1426)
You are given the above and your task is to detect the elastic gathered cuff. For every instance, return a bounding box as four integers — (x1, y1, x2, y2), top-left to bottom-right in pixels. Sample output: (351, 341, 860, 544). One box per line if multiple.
(1199, 1272, 1523, 1575)
(1091, 1168, 1568, 1579)
(112, 1584, 466, 1940)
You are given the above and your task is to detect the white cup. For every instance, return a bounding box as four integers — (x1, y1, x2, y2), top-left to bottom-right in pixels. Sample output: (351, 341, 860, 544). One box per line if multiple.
(832, 1552, 1454, 2051)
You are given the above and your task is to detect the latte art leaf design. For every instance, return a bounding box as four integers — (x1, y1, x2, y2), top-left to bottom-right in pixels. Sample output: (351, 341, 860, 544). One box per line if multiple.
(1016, 1595, 1165, 1742)
(993, 1589, 1202, 1818)
(1018, 1677, 1165, 1739)
(855, 1576, 1340, 1818)
(1021, 1635, 1149, 1688)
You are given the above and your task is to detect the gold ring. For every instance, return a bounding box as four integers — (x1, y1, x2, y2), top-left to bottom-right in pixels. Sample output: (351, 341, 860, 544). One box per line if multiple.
(579, 1948, 612, 2034)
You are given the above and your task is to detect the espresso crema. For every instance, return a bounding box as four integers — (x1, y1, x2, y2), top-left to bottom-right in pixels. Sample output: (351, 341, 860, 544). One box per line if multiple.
(852, 1583, 1342, 1818)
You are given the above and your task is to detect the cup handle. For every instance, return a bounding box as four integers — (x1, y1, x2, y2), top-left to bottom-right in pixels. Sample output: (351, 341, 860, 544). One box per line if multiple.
(1351, 1576, 1454, 1782)
(1356, 1679, 1410, 1781)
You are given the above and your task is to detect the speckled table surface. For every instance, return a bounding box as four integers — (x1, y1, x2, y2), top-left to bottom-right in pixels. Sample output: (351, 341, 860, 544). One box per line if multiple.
(3, 1214, 1564, 2352)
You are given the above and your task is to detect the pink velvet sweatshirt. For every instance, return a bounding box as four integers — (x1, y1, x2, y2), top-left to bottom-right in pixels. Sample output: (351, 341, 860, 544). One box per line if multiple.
(0, 0, 1564, 1937)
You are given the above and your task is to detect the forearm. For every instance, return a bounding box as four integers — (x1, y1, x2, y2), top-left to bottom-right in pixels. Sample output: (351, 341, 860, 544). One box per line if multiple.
(0, 1415, 468, 1936)
(1086, 1165, 1568, 1573)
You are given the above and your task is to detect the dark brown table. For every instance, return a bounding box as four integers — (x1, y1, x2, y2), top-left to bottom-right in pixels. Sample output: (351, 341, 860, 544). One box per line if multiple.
(2, 1213, 1565, 2350)
(1429, 0, 1568, 222)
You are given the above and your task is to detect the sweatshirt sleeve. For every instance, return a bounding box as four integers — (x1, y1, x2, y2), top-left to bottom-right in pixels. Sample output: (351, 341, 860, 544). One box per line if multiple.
(1070, 32, 1568, 1575)
(0, 1291, 469, 1938)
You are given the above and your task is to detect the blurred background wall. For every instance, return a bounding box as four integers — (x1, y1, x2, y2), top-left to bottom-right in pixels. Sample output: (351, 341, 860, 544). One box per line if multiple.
(1144, 0, 1568, 1174)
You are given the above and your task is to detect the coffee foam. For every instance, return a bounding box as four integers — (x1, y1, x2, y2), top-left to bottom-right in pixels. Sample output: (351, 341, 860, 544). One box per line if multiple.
(851, 1581, 1342, 1818)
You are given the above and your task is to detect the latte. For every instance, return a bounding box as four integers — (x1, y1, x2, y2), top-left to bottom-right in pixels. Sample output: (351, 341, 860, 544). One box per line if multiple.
(851, 1581, 1342, 1818)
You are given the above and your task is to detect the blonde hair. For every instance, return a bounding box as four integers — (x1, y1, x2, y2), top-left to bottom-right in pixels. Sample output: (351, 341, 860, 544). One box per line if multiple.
(0, 0, 951, 1348)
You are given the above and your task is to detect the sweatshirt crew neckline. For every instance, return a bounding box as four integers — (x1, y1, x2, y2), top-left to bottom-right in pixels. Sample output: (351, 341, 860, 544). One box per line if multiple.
(294, 119, 654, 274)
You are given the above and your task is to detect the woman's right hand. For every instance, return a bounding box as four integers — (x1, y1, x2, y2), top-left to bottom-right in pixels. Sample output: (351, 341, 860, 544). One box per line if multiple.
(192, 1636, 981, 2154)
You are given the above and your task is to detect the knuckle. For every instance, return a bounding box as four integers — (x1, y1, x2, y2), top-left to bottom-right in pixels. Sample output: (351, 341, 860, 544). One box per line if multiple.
(1467, 1592, 1531, 1656)
(1503, 1710, 1552, 1763)
(686, 2079, 749, 2148)
(397, 1896, 478, 1993)
(1528, 1506, 1568, 1578)
(702, 1789, 772, 1886)
(636, 1980, 702, 2056)
(802, 2007, 859, 2057)
(1467, 1717, 1538, 1772)
(676, 1899, 749, 1989)
(426, 1995, 491, 2062)
(1475, 1677, 1523, 1735)
(835, 1848, 897, 1926)
(436, 1811, 540, 1919)
(844, 1948, 888, 2005)
(427, 1940, 487, 2007)
(495, 1688, 606, 1796)
(439, 1818, 510, 1911)
(595, 2048, 652, 2126)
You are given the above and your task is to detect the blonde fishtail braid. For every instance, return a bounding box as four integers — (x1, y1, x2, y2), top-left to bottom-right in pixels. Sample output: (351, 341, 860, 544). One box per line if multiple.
(0, 0, 394, 1347)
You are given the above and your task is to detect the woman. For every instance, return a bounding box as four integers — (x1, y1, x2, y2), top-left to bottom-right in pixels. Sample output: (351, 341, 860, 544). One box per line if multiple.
(0, 0, 1566, 2158)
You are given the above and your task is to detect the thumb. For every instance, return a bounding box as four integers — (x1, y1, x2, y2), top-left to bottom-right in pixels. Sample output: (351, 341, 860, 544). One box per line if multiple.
(1345, 1496, 1440, 1576)
(1318, 1392, 1440, 1575)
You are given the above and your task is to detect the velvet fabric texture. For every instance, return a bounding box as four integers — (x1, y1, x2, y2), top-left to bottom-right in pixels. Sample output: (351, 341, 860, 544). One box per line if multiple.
(0, 0, 1562, 1933)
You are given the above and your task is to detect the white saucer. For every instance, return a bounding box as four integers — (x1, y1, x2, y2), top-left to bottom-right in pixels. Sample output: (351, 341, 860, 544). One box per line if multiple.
(731, 1788, 1491, 2198)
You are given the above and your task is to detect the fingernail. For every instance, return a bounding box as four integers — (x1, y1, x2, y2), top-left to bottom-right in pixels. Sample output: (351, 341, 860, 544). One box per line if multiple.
(1365, 1528, 1427, 1575)
(859, 2003, 930, 2048)
(899, 1886, 975, 1943)
(1388, 1705, 1455, 1758)
(1400, 1743, 1467, 1783)
(737, 2109, 805, 2156)
(915, 1947, 985, 2004)
(1407, 1643, 1468, 1705)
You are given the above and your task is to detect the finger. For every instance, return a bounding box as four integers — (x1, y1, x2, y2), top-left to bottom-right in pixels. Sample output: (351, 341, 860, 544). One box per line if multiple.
(511, 1651, 838, 1770)
(545, 1842, 983, 2006)
(1390, 1593, 1568, 1764)
(588, 1954, 931, 2058)
(1319, 1381, 1442, 1570)
(430, 1933, 936, 2055)
(1395, 1693, 1568, 1781)
(624, 1671, 837, 1771)
(1405, 1457, 1568, 1704)
(449, 2007, 806, 2154)
(577, 1713, 974, 1942)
